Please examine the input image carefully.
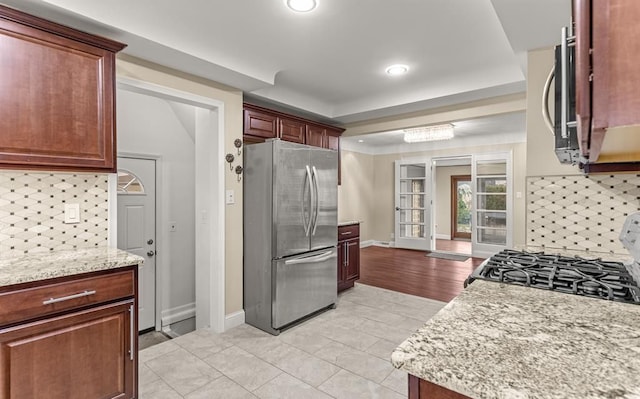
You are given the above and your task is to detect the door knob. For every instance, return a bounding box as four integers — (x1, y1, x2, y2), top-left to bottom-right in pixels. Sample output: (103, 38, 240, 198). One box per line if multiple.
(395, 206, 400, 211)
(147, 251, 155, 257)
(147, 239, 154, 245)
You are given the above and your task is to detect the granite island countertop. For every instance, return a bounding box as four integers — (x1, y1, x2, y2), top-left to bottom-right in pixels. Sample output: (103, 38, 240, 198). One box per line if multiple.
(0, 247, 143, 287)
(391, 280, 640, 399)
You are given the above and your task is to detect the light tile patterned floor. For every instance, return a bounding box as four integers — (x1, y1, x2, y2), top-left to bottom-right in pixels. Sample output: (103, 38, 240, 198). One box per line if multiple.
(138, 283, 447, 399)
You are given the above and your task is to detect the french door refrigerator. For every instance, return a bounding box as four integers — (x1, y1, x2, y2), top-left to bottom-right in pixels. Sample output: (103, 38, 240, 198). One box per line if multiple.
(244, 139, 338, 335)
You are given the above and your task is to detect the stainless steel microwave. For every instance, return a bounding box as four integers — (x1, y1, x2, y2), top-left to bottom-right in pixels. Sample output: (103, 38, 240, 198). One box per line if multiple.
(543, 26, 581, 165)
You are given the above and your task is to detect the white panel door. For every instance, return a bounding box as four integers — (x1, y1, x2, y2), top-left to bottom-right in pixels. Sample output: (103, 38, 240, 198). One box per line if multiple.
(117, 157, 156, 331)
(394, 159, 432, 250)
(471, 152, 512, 258)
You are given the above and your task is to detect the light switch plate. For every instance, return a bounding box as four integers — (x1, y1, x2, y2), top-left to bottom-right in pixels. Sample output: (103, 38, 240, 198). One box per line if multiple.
(226, 189, 235, 204)
(64, 203, 80, 224)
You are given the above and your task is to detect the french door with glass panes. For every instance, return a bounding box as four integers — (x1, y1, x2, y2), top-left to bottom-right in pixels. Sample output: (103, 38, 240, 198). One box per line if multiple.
(471, 153, 512, 257)
(394, 159, 432, 250)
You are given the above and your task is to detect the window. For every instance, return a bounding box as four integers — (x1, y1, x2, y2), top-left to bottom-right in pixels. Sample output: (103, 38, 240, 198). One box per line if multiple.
(117, 170, 145, 194)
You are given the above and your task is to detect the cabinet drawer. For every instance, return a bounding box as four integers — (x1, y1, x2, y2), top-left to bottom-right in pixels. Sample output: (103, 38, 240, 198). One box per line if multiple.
(0, 269, 135, 326)
(338, 224, 360, 239)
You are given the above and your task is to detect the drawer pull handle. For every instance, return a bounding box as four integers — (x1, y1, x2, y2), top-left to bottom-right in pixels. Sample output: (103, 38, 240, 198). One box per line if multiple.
(129, 305, 135, 361)
(340, 232, 352, 235)
(43, 290, 96, 305)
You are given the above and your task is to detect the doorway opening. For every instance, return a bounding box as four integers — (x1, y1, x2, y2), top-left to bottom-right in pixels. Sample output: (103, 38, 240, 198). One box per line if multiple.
(113, 77, 225, 334)
(433, 158, 472, 255)
(451, 175, 472, 240)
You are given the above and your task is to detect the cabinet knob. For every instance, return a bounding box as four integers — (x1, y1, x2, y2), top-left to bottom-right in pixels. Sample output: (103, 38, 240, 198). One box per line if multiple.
(147, 251, 155, 257)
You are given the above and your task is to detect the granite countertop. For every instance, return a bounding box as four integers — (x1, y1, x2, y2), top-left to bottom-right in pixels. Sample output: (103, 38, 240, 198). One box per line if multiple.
(338, 220, 361, 226)
(0, 247, 143, 287)
(391, 280, 640, 399)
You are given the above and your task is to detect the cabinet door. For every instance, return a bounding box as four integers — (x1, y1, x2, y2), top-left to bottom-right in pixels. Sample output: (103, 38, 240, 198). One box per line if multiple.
(326, 129, 341, 184)
(306, 125, 326, 147)
(0, 300, 135, 399)
(590, 0, 640, 161)
(0, 7, 124, 172)
(326, 130, 340, 151)
(244, 107, 278, 139)
(346, 238, 360, 282)
(279, 117, 306, 143)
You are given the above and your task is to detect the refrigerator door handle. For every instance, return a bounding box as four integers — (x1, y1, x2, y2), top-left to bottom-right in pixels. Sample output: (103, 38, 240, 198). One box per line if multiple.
(285, 250, 336, 265)
(311, 166, 320, 235)
(303, 165, 313, 236)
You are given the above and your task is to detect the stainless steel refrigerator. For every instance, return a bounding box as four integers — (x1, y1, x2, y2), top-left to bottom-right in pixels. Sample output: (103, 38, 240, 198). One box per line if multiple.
(244, 139, 338, 335)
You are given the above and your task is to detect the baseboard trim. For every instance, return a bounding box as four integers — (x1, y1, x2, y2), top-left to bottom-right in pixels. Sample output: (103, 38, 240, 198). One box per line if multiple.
(435, 234, 450, 240)
(161, 302, 195, 327)
(360, 240, 374, 248)
(372, 241, 394, 248)
(224, 310, 245, 331)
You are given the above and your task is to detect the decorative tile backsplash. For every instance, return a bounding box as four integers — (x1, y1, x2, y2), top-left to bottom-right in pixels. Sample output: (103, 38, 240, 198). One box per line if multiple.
(527, 174, 640, 255)
(0, 172, 109, 259)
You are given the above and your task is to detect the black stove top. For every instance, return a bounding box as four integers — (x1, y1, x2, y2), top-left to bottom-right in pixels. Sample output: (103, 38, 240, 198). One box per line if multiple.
(465, 249, 640, 304)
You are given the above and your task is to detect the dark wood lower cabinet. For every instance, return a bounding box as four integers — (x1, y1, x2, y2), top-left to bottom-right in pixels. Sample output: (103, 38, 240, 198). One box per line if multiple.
(338, 224, 360, 292)
(0, 267, 138, 399)
(409, 375, 471, 399)
(0, 301, 135, 399)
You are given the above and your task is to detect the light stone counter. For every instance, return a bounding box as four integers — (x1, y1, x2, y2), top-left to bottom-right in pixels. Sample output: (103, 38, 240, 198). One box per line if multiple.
(338, 220, 361, 227)
(0, 247, 143, 287)
(391, 280, 640, 399)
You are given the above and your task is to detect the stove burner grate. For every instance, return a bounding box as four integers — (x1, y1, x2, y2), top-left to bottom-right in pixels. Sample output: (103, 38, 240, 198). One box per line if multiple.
(466, 250, 640, 304)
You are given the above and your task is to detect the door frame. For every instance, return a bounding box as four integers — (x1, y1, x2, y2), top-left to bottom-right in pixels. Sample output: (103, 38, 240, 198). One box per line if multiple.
(116, 153, 161, 332)
(471, 151, 513, 258)
(451, 175, 472, 240)
(111, 77, 226, 333)
(431, 156, 472, 251)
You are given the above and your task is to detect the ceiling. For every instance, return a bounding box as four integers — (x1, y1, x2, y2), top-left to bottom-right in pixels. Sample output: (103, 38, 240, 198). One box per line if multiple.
(1, 0, 569, 145)
(341, 112, 527, 155)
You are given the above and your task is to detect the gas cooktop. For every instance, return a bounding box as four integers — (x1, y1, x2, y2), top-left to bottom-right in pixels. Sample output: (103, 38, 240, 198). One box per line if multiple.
(465, 249, 640, 304)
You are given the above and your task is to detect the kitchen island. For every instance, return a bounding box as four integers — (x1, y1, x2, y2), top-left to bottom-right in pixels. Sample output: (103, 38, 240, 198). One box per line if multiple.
(0, 247, 142, 399)
(391, 280, 640, 399)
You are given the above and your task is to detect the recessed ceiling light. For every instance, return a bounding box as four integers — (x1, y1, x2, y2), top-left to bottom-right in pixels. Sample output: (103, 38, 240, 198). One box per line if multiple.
(358, 139, 364, 143)
(286, 0, 317, 12)
(385, 64, 409, 76)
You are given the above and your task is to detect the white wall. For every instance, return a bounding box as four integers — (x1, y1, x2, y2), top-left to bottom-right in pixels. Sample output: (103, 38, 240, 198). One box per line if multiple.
(117, 89, 197, 314)
(337, 150, 375, 242)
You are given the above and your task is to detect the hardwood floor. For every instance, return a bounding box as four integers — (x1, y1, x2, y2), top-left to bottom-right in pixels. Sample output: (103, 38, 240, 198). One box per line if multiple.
(358, 246, 484, 302)
(435, 238, 471, 254)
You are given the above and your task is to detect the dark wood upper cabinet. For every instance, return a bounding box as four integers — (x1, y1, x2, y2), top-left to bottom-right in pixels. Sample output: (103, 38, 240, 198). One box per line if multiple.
(326, 130, 341, 151)
(0, 5, 126, 172)
(279, 117, 306, 144)
(243, 106, 278, 140)
(242, 103, 345, 182)
(306, 125, 326, 147)
(575, 0, 640, 165)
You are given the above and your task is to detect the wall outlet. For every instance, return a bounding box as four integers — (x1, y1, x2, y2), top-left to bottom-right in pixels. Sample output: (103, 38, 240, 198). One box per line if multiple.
(63, 203, 80, 224)
(169, 221, 177, 232)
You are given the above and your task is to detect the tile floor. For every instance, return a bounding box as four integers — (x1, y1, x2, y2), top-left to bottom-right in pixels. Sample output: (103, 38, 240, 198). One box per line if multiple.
(138, 283, 447, 399)
(139, 331, 171, 350)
